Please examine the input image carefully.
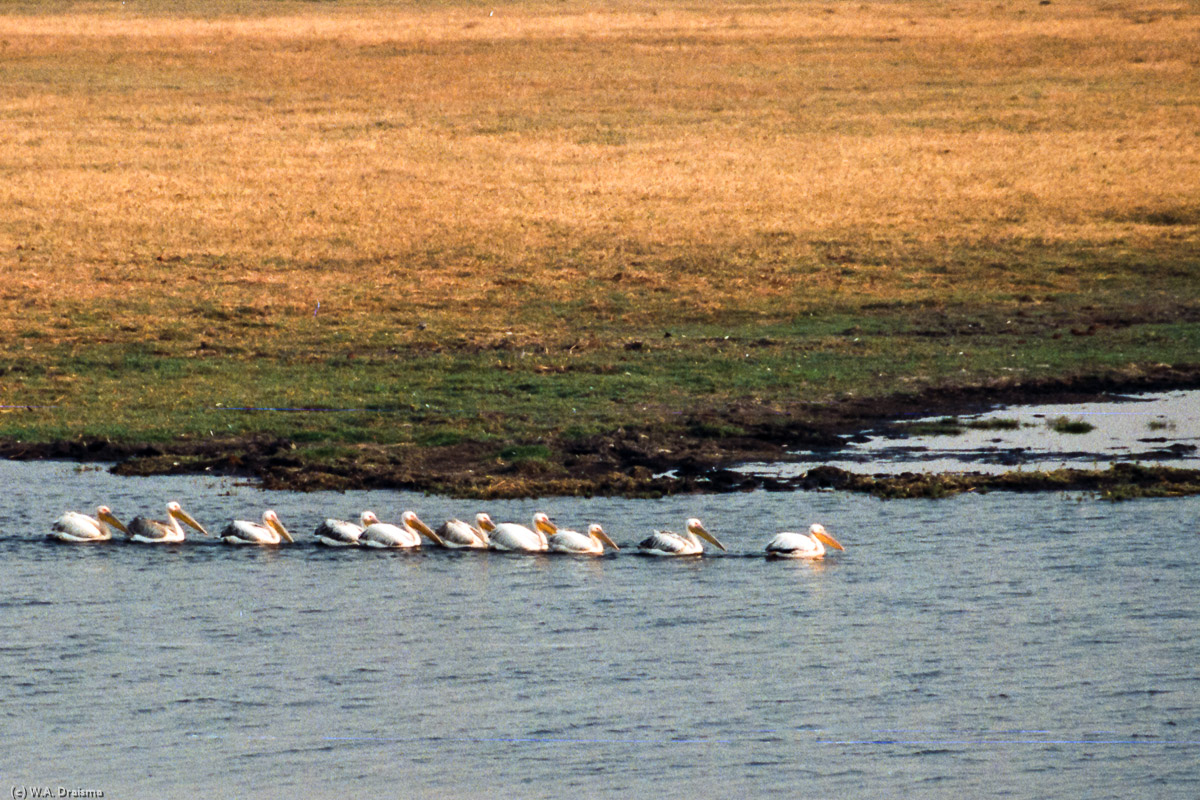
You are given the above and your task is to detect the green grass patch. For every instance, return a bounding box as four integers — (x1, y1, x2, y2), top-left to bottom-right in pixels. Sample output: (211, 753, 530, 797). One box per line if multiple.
(416, 430, 469, 447)
(1048, 417, 1096, 435)
(496, 444, 553, 463)
(898, 417, 965, 436)
(3, 312, 1199, 450)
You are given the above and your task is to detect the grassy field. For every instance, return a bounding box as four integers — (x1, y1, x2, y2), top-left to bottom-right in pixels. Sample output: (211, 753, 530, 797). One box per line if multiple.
(1, 0, 1198, 491)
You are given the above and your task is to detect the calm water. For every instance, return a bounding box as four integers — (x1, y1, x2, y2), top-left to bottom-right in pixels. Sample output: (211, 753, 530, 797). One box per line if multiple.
(740, 389, 1200, 476)
(1, 461, 1197, 799)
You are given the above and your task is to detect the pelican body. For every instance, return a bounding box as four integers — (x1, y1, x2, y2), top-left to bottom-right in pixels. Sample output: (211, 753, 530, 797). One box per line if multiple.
(126, 502, 209, 544)
(50, 506, 128, 542)
(548, 523, 619, 555)
(221, 510, 293, 545)
(313, 515, 365, 547)
(765, 523, 845, 559)
(638, 518, 726, 556)
(359, 510, 445, 548)
(483, 512, 555, 552)
(433, 513, 491, 549)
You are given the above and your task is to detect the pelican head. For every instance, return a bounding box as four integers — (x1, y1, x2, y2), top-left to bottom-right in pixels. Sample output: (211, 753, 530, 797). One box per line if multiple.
(589, 523, 619, 551)
(476, 512, 496, 532)
(168, 502, 210, 536)
(360, 510, 382, 527)
(533, 512, 557, 536)
(687, 517, 726, 551)
(263, 509, 294, 543)
(401, 510, 445, 546)
(809, 523, 845, 551)
(96, 506, 129, 535)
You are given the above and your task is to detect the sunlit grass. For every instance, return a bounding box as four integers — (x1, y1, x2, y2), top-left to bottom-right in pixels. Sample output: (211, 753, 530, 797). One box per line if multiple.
(1, 0, 1197, 449)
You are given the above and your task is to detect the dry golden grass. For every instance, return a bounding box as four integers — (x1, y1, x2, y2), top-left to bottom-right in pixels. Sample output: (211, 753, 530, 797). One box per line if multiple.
(1, 0, 1197, 351)
(1, 0, 1199, 467)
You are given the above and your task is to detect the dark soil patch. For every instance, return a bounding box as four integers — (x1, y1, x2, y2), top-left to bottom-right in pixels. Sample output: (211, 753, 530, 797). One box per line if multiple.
(795, 463, 1200, 500)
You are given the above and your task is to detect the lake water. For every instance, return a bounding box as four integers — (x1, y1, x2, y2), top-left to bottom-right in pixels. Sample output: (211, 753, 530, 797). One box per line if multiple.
(1, 460, 1198, 798)
(739, 389, 1200, 476)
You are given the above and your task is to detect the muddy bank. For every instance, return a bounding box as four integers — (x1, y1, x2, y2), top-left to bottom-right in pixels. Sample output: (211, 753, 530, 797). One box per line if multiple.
(3, 364, 1200, 498)
(792, 462, 1200, 500)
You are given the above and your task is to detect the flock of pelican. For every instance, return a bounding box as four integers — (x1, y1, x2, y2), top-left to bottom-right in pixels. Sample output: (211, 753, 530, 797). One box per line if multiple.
(49, 503, 846, 558)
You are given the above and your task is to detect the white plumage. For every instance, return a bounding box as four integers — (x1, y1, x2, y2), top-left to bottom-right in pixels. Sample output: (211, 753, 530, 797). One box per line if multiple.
(638, 517, 726, 556)
(765, 523, 845, 559)
(548, 523, 619, 555)
(221, 510, 293, 545)
(313, 515, 366, 547)
(50, 506, 127, 542)
(126, 502, 209, 544)
(483, 512, 555, 552)
(359, 510, 445, 548)
(433, 513, 492, 549)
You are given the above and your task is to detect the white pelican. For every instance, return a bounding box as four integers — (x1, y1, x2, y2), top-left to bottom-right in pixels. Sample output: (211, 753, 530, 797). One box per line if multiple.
(359, 510, 446, 548)
(432, 512, 491, 549)
(126, 501, 210, 544)
(221, 510, 294, 545)
(548, 523, 619, 555)
(638, 517, 726, 556)
(483, 512, 555, 552)
(765, 523, 845, 559)
(313, 515, 365, 547)
(50, 506, 128, 542)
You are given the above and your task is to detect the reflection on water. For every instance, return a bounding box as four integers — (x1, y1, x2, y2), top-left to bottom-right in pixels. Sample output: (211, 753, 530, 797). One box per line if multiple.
(0, 460, 1198, 798)
(740, 389, 1200, 477)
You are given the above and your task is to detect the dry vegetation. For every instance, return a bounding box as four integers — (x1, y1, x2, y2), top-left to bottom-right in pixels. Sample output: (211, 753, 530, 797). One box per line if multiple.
(0, 0, 1197, 485)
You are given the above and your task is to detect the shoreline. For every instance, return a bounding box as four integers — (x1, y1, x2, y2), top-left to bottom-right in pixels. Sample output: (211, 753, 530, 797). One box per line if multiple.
(3, 365, 1199, 499)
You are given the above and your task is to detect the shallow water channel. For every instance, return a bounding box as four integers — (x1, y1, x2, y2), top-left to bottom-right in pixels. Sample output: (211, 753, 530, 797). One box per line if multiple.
(1, 459, 1197, 798)
(741, 389, 1200, 477)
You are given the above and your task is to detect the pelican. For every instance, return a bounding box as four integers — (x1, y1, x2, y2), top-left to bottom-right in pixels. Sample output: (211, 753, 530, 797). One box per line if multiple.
(50, 506, 128, 542)
(359, 510, 446, 548)
(483, 512, 554, 552)
(221, 510, 293, 545)
(313, 515, 365, 547)
(432, 512, 492, 549)
(126, 501, 210, 544)
(638, 517, 726, 556)
(765, 523, 845, 559)
(548, 523, 619, 555)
